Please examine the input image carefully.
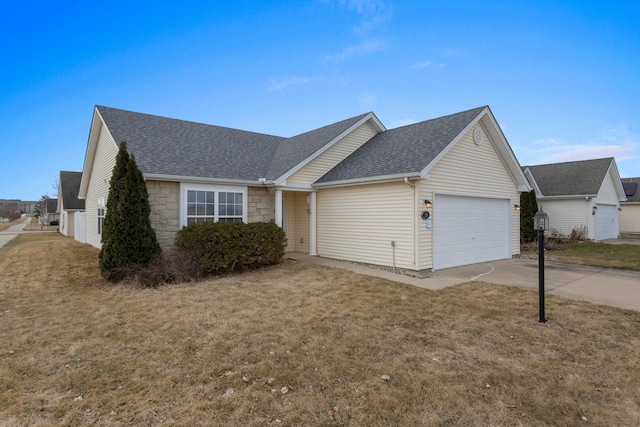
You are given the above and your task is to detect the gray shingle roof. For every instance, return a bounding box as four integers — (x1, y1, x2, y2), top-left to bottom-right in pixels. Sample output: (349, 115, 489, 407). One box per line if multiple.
(96, 106, 370, 182)
(316, 106, 487, 183)
(60, 171, 85, 210)
(266, 113, 371, 180)
(46, 198, 58, 214)
(525, 158, 614, 196)
(621, 177, 640, 202)
(97, 106, 285, 181)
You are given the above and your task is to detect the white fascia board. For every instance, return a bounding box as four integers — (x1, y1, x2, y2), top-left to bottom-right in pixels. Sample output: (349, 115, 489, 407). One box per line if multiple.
(523, 168, 543, 196)
(537, 194, 598, 200)
(480, 110, 532, 192)
(143, 173, 268, 186)
(419, 109, 483, 179)
(312, 173, 420, 189)
(275, 181, 313, 190)
(78, 107, 110, 199)
(605, 159, 627, 202)
(274, 113, 384, 186)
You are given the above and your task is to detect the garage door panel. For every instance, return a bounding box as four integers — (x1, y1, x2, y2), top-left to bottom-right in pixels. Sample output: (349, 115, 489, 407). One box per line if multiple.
(595, 204, 618, 240)
(434, 195, 510, 270)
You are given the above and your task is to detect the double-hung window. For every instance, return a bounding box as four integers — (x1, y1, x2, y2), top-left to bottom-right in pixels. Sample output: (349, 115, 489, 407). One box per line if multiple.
(97, 198, 106, 235)
(182, 184, 247, 226)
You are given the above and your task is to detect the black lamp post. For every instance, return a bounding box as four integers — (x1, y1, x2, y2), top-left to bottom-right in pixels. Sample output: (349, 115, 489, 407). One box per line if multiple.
(534, 209, 549, 323)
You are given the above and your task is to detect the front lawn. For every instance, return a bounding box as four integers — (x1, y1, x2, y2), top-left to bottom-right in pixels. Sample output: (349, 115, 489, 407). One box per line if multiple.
(523, 241, 640, 271)
(1, 234, 639, 426)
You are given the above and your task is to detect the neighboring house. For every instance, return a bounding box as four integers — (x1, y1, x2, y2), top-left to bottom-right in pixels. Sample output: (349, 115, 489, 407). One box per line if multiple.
(620, 177, 640, 233)
(523, 158, 626, 240)
(57, 171, 86, 238)
(19, 201, 37, 214)
(40, 198, 59, 225)
(79, 105, 530, 271)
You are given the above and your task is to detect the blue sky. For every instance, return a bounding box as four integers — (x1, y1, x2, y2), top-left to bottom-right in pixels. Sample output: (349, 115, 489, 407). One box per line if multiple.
(1, 0, 638, 201)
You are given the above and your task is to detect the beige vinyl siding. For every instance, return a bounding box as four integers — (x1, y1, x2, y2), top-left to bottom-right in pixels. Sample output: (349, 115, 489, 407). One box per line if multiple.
(284, 194, 297, 252)
(417, 125, 520, 270)
(294, 192, 310, 253)
(317, 182, 414, 269)
(61, 211, 75, 238)
(85, 123, 118, 249)
(282, 192, 311, 253)
(288, 123, 376, 184)
(620, 204, 640, 233)
(537, 199, 590, 238)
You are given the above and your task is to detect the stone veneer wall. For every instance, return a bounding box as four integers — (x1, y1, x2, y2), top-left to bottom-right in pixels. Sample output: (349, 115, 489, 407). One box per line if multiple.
(147, 180, 180, 250)
(147, 183, 273, 250)
(248, 186, 274, 223)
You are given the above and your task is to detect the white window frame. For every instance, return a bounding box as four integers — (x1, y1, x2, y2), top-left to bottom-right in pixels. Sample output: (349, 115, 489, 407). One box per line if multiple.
(179, 183, 248, 227)
(97, 197, 106, 235)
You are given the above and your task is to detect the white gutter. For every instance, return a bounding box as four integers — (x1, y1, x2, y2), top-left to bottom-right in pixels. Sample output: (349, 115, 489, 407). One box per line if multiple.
(537, 194, 598, 200)
(143, 173, 270, 186)
(313, 173, 421, 189)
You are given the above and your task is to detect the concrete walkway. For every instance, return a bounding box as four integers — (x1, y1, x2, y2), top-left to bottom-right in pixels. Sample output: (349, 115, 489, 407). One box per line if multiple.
(0, 217, 42, 250)
(286, 253, 640, 312)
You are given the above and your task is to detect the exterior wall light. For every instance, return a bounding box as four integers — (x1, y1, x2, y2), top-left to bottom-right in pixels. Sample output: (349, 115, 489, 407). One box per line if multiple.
(422, 199, 433, 209)
(513, 204, 520, 212)
(592, 206, 598, 215)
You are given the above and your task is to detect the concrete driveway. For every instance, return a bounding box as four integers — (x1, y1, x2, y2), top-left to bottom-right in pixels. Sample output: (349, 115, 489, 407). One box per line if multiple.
(433, 258, 640, 312)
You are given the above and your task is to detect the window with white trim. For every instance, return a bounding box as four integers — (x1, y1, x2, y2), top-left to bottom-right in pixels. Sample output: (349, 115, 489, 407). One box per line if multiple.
(97, 198, 106, 235)
(181, 184, 247, 227)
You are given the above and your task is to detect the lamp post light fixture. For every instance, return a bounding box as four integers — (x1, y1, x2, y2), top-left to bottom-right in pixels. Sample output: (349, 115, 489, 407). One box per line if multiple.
(534, 209, 549, 323)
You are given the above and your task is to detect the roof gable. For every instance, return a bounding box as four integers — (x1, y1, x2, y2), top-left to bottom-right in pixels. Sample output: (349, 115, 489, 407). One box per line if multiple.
(525, 158, 615, 197)
(266, 113, 376, 181)
(59, 171, 85, 210)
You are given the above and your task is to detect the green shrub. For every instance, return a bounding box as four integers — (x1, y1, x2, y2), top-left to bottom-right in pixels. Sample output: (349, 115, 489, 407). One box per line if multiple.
(520, 190, 538, 243)
(174, 221, 287, 275)
(99, 141, 161, 272)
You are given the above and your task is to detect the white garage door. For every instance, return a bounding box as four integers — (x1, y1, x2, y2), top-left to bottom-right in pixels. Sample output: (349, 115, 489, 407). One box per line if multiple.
(433, 195, 510, 270)
(595, 204, 618, 241)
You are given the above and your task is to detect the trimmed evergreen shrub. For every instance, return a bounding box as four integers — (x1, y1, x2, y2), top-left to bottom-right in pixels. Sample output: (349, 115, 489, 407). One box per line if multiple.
(99, 141, 161, 272)
(520, 189, 538, 243)
(174, 221, 287, 275)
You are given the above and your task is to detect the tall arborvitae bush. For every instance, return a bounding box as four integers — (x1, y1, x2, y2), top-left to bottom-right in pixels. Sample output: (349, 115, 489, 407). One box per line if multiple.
(520, 190, 538, 243)
(99, 141, 161, 272)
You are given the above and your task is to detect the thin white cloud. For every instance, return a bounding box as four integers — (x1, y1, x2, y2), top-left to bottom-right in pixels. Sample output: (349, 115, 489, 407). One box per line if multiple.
(266, 76, 314, 92)
(410, 60, 444, 70)
(357, 91, 377, 110)
(323, 39, 386, 63)
(336, 0, 394, 35)
(445, 49, 466, 58)
(519, 125, 639, 166)
(388, 118, 417, 129)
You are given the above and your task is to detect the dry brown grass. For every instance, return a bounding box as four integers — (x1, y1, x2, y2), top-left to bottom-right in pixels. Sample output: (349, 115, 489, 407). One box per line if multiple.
(1, 234, 640, 426)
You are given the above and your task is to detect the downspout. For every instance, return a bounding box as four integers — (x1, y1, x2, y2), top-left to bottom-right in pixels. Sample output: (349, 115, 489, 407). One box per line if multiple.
(404, 177, 417, 270)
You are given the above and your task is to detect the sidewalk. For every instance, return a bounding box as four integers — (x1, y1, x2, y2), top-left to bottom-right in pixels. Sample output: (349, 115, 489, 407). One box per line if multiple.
(0, 217, 41, 250)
